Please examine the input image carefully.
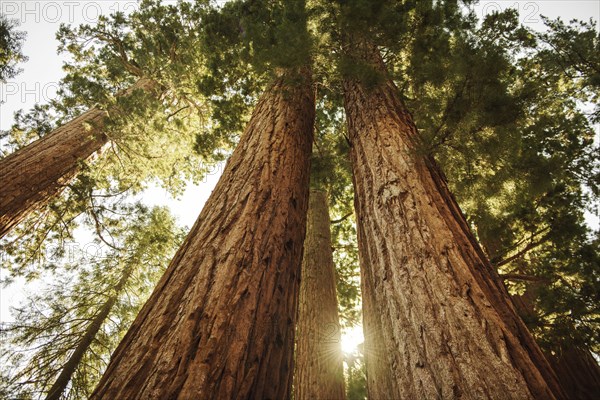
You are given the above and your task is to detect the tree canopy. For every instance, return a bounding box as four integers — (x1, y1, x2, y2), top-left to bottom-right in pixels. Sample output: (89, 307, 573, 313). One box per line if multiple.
(0, 13, 27, 83)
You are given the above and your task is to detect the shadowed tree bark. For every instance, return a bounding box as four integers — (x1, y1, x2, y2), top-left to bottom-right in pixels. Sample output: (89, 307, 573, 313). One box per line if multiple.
(90, 68, 315, 399)
(294, 189, 346, 400)
(0, 78, 157, 239)
(546, 345, 600, 400)
(343, 41, 565, 400)
(511, 290, 600, 400)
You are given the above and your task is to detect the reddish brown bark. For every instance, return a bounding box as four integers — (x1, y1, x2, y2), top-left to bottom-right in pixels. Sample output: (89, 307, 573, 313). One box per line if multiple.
(90, 69, 314, 399)
(294, 190, 346, 400)
(0, 78, 157, 239)
(343, 43, 564, 399)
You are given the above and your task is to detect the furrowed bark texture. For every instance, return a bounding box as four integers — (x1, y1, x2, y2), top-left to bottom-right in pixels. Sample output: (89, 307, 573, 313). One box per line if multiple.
(91, 70, 314, 400)
(343, 44, 564, 400)
(45, 268, 132, 400)
(359, 220, 396, 399)
(294, 190, 346, 400)
(0, 78, 157, 239)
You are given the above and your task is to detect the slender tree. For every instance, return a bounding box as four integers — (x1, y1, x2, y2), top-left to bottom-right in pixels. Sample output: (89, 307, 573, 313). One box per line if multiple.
(294, 189, 346, 400)
(343, 40, 565, 399)
(0, 205, 183, 399)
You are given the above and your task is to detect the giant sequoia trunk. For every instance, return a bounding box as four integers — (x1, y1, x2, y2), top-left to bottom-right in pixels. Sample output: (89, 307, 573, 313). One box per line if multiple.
(294, 190, 346, 400)
(0, 78, 157, 239)
(45, 267, 132, 400)
(343, 43, 565, 399)
(90, 69, 314, 399)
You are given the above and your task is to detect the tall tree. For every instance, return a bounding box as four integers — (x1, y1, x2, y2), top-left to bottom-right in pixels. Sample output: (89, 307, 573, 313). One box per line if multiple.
(0, 78, 157, 239)
(90, 64, 314, 398)
(0, 0, 225, 241)
(342, 39, 564, 399)
(90, 2, 316, 391)
(294, 189, 346, 400)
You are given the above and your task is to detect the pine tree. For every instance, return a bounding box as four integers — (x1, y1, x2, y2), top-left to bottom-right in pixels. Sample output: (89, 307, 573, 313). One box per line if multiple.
(0, 0, 227, 241)
(0, 205, 183, 399)
(0, 78, 158, 239)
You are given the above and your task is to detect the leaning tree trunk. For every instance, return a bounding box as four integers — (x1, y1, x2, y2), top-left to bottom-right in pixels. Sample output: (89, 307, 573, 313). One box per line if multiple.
(45, 267, 132, 400)
(90, 68, 314, 400)
(0, 78, 157, 239)
(294, 190, 346, 400)
(343, 42, 565, 400)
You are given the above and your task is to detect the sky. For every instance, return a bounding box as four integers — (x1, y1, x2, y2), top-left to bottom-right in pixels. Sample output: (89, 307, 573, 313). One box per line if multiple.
(1, 0, 599, 328)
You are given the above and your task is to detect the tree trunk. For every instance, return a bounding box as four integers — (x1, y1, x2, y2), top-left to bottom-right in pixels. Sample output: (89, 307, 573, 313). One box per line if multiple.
(343, 43, 564, 400)
(546, 346, 600, 400)
(359, 221, 396, 399)
(45, 267, 132, 400)
(0, 78, 157, 239)
(294, 189, 346, 400)
(90, 69, 314, 400)
(512, 289, 600, 400)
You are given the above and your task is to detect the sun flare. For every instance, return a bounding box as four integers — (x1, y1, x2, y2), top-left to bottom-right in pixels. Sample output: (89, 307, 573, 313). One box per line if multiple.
(340, 325, 364, 355)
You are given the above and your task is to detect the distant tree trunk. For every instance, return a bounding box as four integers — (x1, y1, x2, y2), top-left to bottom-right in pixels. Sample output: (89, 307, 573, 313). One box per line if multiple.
(90, 68, 314, 400)
(546, 346, 600, 400)
(45, 267, 132, 400)
(294, 189, 346, 400)
(343, 42, 565, 400)
(0, 78, 157, 239)
(512, 289, 600, 400)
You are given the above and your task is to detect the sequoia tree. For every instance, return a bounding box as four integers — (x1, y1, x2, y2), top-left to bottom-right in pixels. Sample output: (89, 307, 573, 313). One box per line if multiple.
(90, 55, 315, 397)
(0, 0, 222, 241)
(343, 40, 565, 399)
(0, 78, 157, 239)
(294, 189, 346, 400)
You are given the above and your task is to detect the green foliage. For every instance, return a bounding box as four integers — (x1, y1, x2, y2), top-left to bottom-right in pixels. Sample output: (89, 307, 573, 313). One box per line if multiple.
(0, 205, 184, 398)
(0, 13, 27, 83)
(537, 17, 600, 123)
(345, 353, 367, 400)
